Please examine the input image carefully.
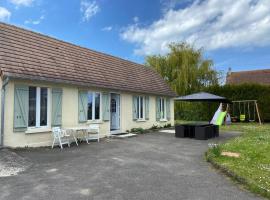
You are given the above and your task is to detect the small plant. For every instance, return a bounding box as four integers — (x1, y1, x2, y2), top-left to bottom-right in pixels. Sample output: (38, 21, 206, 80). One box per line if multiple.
(163, 123, 171, 128)
(150, 124, 160, 130)
(131, 127, 145, 134)
(209, 143, 221, 157)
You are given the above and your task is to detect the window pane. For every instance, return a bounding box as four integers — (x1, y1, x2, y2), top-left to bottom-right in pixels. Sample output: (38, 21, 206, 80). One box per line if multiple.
(140, 97, 144, 119)
(87, 93, 93, 120)
(40, 88, 48, 126)
(136, 97, 140, 119)
(160, 98, 164, 119)
(162, 99, 165, 119)
(28, 87, 36, 127)
(95, 93, 100, 120)
(159, 99, 162, 119)
(111, 99, 116, 113)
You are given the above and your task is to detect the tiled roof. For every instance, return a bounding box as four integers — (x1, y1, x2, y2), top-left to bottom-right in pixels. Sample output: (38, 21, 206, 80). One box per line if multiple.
(0, 22, 176, 96)
(226, 69, 270, 85)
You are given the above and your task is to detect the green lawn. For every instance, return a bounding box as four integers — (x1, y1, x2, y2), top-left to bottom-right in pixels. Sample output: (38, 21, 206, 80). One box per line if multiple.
(207, 123, 270, 198)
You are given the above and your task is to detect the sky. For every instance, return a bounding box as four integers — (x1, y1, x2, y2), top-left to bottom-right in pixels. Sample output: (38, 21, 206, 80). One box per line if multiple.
(1, 0, 270, 75)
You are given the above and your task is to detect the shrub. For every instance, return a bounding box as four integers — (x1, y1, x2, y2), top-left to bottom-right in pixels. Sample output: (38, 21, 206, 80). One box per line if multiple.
(175, 83, 270, 122)
(163, 123, 172, 128)
(131, 127, 145, 134)
(150, 124, 160, 130)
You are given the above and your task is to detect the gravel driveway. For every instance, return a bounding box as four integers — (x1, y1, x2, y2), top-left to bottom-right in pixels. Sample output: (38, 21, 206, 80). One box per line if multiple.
(0, 132, 264, 200)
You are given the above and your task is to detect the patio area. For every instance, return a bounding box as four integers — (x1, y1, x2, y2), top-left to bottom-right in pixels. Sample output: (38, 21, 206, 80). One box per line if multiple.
(0, 132, 263, 200)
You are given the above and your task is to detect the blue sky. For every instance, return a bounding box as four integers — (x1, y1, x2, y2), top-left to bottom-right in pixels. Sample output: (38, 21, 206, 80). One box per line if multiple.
(1, 0, 270, 75)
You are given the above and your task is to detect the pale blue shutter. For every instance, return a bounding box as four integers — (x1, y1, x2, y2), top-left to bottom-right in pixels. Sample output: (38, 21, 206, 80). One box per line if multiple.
(166, 98, 171, 120)
(51, 88, 62, 127)
(14, 85, 29, 132)
(145, 96, 149, 120)
(78, 91, 88, 123)
(132, 96, 138, 120)
(102, 93, 110, 121)
(156, 97, 161, 121)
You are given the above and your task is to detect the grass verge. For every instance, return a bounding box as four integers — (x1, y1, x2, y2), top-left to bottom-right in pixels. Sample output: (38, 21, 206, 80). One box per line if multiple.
(206, 123, 270, 199)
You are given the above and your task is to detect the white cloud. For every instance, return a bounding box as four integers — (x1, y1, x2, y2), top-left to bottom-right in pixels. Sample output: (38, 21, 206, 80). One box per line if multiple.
(160, 0, 191, 12)
(24, 15, 45, 25)
(102, 26, 112, 31)
(121, 0, 270, 56)
(80, 0, 100, 21)
(9, 0, 34, 7)
(0, 7, 11, 21)
(133, 16, 139, 23)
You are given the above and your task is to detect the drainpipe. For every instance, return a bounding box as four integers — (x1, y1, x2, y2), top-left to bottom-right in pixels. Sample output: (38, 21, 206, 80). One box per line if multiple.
(0, 77, 9, 147)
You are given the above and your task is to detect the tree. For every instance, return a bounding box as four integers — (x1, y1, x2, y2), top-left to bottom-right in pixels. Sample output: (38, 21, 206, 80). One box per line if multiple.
(145, 42, 219, 96)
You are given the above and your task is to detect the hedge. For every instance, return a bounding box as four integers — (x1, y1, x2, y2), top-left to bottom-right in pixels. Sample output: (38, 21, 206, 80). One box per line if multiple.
(175, 84, 270, 122)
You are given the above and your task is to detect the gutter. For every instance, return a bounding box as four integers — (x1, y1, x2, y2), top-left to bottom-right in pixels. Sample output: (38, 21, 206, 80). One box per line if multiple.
(0, 77, 9, 147)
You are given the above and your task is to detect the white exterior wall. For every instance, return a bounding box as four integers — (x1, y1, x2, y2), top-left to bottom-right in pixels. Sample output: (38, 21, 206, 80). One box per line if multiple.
(3, 79, 174, 148)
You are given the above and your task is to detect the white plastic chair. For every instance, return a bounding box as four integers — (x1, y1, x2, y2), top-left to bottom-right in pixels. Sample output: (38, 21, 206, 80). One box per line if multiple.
(85, 124, 100, 144)
(51, 127, 71, 149)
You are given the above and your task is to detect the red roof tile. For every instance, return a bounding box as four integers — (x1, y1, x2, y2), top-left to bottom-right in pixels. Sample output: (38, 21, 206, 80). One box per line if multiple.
(226, 69, 270, 85)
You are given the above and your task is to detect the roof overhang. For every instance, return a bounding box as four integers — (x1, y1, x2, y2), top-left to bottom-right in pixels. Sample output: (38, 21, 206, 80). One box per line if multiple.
(4, 72, 177, 97)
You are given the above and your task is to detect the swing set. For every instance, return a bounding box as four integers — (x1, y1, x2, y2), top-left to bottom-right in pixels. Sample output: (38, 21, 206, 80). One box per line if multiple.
(230, 100, 262, 125)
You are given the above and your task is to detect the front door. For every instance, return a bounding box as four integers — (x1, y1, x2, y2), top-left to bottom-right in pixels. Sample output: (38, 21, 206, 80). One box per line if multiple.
(110, 93, 120, 132)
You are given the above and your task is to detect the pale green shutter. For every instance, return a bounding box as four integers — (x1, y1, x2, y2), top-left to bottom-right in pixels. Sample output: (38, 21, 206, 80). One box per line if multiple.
(166, 98, 171, 120)
(132, 96, 137, 120)
(78, 91, 88, 123)
(14, 85, 29, 132)
(145, 96, 149, 120)
(102, 93, 110, 121)
(156, 97, 161, 121)
(51, 88, 62, 127)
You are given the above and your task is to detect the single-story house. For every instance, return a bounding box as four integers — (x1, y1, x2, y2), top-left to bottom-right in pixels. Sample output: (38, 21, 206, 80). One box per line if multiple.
(0, 23, 176, 148)
(226, 68, 270, 85)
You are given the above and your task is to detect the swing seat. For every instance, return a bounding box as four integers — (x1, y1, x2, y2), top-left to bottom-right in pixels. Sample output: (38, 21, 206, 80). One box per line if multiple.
(231, 116, 238, 122)
(240, 114, 246, 122)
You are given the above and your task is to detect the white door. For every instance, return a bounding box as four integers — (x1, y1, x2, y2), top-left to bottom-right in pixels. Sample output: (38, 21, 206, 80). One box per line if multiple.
(110, 94, 120, 131)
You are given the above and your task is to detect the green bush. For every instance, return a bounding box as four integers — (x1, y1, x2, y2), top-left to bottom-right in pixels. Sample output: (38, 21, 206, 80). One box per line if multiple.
(163, 123, 172, 128)
(150, 124, 160, 130)
(175, 84, 270, 122)
(130, 127, 147, 134)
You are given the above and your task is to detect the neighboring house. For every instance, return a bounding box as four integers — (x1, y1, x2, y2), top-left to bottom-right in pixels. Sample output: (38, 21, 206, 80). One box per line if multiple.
(0, 23, 176, 148)
(226, 68, 270, 85)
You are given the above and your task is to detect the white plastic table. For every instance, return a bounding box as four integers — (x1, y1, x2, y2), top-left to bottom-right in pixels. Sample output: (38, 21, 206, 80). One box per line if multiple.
(63, 127, 89, 146)
(64, 126, 99, 145)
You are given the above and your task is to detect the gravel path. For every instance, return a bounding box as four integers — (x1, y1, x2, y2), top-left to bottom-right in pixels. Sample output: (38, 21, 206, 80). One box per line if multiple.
(0, 149, 31, 177)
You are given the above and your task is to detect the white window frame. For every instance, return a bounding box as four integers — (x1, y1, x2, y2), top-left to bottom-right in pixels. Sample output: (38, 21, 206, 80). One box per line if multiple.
(136, 96, 145, 120)
(28, 87, 50, 129)
(159, 97, 167, 120)
(87, 91, 102, 121)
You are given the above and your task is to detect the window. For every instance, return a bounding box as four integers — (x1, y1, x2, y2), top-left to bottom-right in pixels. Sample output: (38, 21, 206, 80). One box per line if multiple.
(159, 98, 166, 120)
(87, 92, 101, 120)
(111, 99, 116, 113)
(136, 96, 144, 119)
(28, 87, 48, 127)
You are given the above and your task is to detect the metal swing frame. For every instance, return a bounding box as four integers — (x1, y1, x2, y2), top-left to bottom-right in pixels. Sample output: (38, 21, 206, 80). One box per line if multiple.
(230, 100, 262, 125)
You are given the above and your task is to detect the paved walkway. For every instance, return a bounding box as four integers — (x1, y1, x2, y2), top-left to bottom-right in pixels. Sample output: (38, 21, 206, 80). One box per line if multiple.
(0, 132, 264, 200)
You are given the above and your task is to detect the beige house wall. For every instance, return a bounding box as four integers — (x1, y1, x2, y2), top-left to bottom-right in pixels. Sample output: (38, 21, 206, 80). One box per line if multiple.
(3, 79, 174, 148)
(120, 93, 174, 131)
